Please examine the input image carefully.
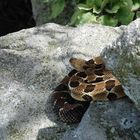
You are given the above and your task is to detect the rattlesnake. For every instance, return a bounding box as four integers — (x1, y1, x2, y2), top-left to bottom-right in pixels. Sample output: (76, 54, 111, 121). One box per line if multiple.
(51, 56, 126, 123)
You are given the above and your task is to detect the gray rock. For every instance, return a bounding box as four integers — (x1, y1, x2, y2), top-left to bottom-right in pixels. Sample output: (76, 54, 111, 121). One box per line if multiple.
(102, 19, 140, 109)
(0, 19, 140, 139)
(63, 98, 140, 140)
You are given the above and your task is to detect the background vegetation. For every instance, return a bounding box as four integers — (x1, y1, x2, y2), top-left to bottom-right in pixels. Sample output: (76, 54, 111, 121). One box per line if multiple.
(43, 0, 140, 26)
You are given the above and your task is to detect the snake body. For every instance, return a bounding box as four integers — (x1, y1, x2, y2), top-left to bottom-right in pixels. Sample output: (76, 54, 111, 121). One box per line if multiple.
(51, 57, 125, 123)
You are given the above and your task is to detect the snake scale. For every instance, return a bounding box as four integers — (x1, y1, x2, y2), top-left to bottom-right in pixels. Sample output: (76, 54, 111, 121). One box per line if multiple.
(51, 56, 126, 124)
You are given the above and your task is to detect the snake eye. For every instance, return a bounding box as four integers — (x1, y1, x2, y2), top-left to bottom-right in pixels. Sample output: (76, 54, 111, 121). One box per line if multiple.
(69, 81, 79, 88)
(86, 59, 95, 65)
(107, 92, 117, 101)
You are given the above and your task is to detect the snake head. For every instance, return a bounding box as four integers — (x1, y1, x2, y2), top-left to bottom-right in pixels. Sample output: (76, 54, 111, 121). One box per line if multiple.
(69, 57, 96, 71)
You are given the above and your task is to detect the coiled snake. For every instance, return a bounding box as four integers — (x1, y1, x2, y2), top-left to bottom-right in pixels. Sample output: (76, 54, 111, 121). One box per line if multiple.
(51, 57, 125, 123)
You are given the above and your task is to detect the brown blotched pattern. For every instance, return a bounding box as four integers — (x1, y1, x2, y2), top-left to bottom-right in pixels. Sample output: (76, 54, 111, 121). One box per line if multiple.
(51, 56, 126, 123)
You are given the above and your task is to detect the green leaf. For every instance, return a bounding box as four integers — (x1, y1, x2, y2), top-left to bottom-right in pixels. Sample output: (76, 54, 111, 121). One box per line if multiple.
(98, 15, 118, 26)
(93, 5, 102, 14)
(121, 0, 133, 9)
(69, 9, 85, 26)
(50, 0, 65, 19)
(132, 3, 140, 11)
(86, 0, 96, 7)
(78, 3, 92, 10)
(109, 0, 119, 5)
(94, 0, 103, 7)
(79, 12, 97, 25)
(105, 4, 120, 13)
(101, 0, 109, 10)
(93, 0, 109, 14)
(116, 6, 135, 25)
(69, 0, 138, 26)
(132, 0, 140, 11)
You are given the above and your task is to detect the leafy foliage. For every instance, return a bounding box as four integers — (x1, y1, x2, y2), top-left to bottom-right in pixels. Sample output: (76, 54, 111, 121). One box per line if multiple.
(70, 0, 140, 26)
(50, 0, 65, 18)
(43, 0, 140, 26)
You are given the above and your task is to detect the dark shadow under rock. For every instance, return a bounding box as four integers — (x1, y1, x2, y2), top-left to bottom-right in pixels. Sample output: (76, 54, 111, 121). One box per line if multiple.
(41, 93, 80, 140)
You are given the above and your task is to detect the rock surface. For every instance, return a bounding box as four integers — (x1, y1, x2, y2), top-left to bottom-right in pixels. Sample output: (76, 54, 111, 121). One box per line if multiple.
(0, 19, 140, 140)
(63, 97, 140, 140)
(102, 20, 140, 109)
